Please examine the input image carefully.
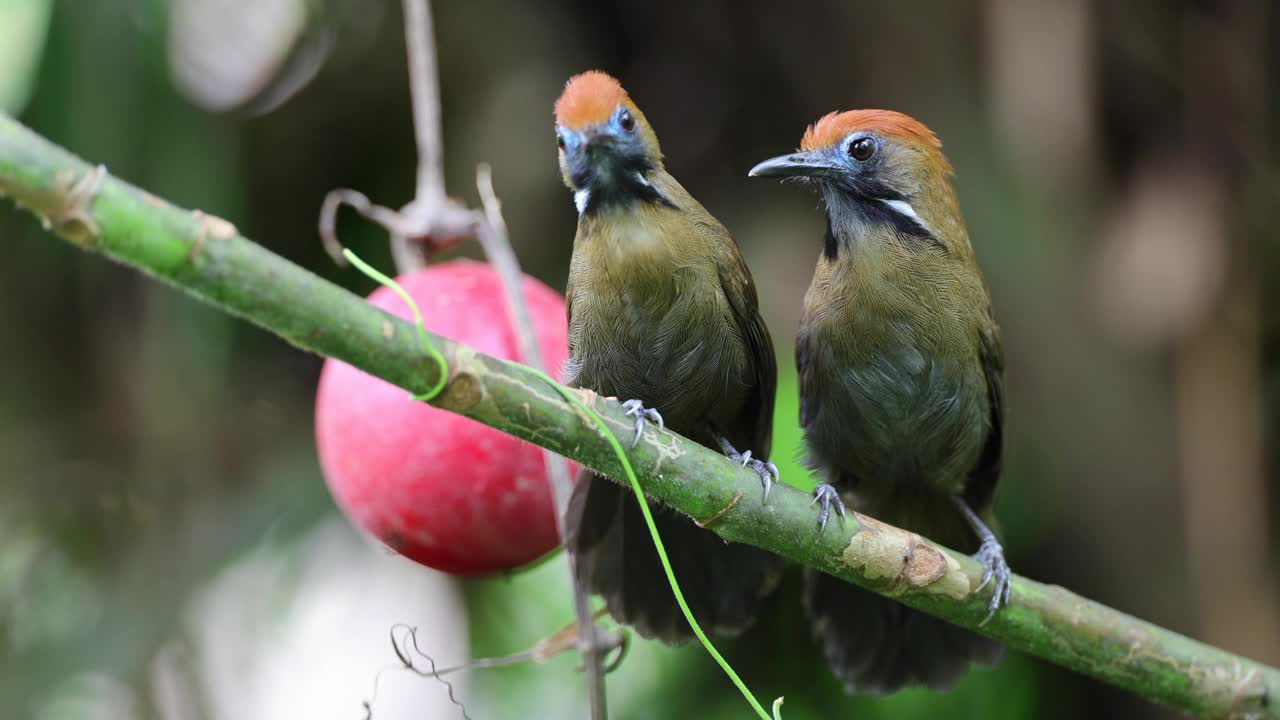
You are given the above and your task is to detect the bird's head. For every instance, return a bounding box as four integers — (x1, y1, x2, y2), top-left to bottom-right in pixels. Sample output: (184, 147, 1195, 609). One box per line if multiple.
(750, 110, 962, 254)
(554, 71, 665, 214)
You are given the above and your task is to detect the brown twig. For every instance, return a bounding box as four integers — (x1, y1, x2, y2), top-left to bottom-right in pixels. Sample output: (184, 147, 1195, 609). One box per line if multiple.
(393, 0, 449, 273)
(403, 0, 444, 206)
(318, 189, 410, 265)
(385, 610, 625, 681)
(316, 2, 611, 717)
(474, 166, 543, 375)
(409, 0, 450, 204)
(475, 165, 607, 719)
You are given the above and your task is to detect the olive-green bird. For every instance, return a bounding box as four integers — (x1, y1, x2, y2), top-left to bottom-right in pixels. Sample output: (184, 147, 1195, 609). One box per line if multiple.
(555, 70, 783, 643)
(751, 110, 1009, 692)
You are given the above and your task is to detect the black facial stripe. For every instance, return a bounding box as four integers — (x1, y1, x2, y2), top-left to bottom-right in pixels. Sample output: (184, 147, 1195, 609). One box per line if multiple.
(840, 175, 938, 245)
(861, 198, 935, 242)
(854, 177, 906, 202)
(575, 152, 676, 214)
(583, 176, 676, 214)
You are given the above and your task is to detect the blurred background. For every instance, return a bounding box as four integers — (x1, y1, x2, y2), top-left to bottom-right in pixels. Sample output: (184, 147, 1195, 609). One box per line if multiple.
(2, 0, 1278, 718)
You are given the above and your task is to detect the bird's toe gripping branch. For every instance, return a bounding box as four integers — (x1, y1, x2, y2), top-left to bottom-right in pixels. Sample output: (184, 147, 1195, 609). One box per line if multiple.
(953, 496, 1012, 624)
(811, 483, 847, 533)
(973, 537, 1012, 625)
(621, 399, 664, 447)
(715, 435, 779, 503)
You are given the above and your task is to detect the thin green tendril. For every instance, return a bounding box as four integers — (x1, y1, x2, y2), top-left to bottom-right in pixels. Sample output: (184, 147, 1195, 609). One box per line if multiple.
(524, 366, 783, 720)
(343, 249, 448, 402)
(344, 248, 783, 719)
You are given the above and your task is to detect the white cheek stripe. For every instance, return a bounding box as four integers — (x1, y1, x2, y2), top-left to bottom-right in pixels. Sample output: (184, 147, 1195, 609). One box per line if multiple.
(878, 198, 929, 231)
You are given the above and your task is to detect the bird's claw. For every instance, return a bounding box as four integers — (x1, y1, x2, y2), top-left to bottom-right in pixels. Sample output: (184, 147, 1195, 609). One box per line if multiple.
(951, 496, 1012, 625)
(811, 483, 846, 533)
(745, 457, 779, 503)
(716, 436, 779, 502)
(974, 537, 1012, 625)
(621, 399, 663, 447)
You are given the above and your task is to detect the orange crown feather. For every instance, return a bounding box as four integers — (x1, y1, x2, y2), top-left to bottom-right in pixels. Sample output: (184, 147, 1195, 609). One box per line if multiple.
(555, 71, 633, 130)
(800, 110, 942, 152)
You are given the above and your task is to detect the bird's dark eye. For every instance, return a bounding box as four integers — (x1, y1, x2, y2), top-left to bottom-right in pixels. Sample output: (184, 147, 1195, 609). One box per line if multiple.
(848, 137, 876, 162)
(556, 132, 567, 151)
(618, 109, 636, 133)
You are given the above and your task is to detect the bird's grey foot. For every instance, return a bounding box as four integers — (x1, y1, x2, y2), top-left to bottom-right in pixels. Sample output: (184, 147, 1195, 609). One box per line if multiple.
(953, 496, 1012, 624)
(811, 483, 847, 532)
(973, 537, 1012, 624)
(621, 399, 663, 447)
(715, 435, 779, 503)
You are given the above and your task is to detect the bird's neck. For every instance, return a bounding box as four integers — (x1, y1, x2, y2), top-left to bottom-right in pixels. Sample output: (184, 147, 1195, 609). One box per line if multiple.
(812, 221, 910, 316)
(577, 203, 673, 264)
(574, 170, 698, 253)
(569, 172, 727, 303)
(576, 165, 676, 216)
(808, 224, 985, 375)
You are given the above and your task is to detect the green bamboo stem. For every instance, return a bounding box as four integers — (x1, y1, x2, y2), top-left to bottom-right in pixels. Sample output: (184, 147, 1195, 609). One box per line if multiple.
(1, 113, 1274, 719)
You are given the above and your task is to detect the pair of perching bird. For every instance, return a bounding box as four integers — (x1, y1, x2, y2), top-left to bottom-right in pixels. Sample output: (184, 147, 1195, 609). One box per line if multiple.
(557, 71, 1009, 694)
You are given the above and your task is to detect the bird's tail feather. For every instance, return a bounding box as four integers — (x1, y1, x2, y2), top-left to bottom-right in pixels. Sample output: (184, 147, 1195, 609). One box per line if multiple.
(799, 474, 1007, 692)
(803, 567, 1003, 693)
(566, 469, 783, 644)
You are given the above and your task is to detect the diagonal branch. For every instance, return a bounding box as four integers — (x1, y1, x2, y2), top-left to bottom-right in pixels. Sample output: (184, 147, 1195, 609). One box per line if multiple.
(0, 114, 1276, 720)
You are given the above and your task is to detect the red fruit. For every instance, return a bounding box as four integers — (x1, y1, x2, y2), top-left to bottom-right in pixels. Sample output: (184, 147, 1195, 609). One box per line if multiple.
(315, 260, 572, 575)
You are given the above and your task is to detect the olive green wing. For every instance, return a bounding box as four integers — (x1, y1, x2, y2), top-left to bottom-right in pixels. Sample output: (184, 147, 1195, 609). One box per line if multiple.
(962, 314, 1005, 514)
(715, 247, 778, 458)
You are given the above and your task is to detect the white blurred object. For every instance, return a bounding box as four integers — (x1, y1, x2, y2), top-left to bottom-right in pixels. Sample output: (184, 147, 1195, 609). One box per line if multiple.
(185, 518, 470, 720)
(168, 0, 327, 113)
(1091, 158, 1227, 347)
(986, 0, 1096, 187)
(38, 518, 470, 720)
(0, 0, 54, 114)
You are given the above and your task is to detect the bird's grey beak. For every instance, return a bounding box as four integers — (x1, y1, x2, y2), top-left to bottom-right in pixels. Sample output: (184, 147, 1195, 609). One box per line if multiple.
(583, 126, 610, 144)
(560, 126, 613, 157)
(748, 151, 841, 179)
